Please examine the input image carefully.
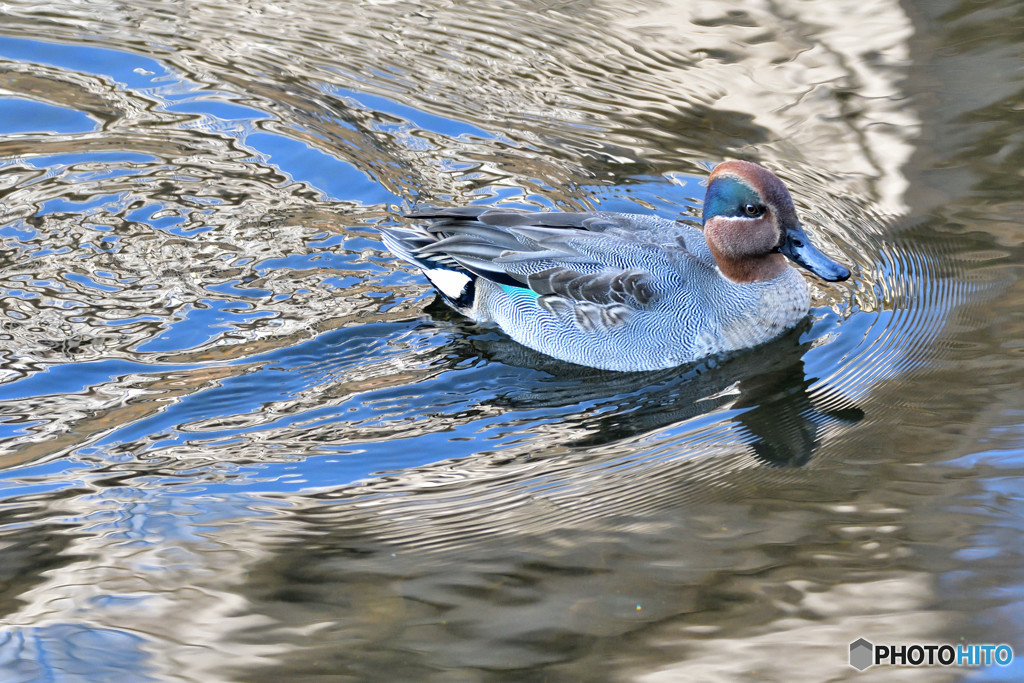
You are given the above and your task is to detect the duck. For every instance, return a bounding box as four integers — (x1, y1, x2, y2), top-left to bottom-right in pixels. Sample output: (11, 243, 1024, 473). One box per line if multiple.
(381, 160, 850, 372)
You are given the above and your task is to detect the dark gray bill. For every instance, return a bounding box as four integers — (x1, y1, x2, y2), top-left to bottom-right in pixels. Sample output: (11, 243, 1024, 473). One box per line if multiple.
(779, 224, 850, 282)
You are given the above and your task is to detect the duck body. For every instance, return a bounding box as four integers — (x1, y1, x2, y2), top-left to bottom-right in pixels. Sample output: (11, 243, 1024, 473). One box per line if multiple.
(382, 161, 849, 372)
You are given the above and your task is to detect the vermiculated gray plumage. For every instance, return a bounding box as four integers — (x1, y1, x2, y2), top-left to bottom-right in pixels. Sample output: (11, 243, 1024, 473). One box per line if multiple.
(382, 206, 810, 371)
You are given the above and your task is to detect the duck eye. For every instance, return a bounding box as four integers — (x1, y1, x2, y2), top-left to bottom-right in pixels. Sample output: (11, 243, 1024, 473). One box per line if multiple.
(743, 203, 763, 217)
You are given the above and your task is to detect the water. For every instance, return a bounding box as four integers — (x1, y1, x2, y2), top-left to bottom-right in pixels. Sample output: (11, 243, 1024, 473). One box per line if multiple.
(0, 0, 1022, 680)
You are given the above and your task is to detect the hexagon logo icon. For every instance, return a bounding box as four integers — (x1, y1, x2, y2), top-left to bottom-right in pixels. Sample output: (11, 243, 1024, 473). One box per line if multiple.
(849, 638, 874, 671)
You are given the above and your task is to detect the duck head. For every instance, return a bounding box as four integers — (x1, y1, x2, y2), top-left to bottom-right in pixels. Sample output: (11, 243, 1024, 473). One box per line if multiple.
(702, 160, 850, 284)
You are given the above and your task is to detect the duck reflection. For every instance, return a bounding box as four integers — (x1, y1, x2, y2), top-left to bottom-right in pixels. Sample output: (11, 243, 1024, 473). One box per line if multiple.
(431, 298, 863, 468)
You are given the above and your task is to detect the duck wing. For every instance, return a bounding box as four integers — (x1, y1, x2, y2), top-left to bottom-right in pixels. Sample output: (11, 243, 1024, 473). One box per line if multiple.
(399, 207, 709, 311)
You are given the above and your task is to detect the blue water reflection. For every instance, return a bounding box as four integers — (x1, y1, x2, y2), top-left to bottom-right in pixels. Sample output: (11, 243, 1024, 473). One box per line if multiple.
(0, 35, 171, 87)
(0, 98, 96, 134)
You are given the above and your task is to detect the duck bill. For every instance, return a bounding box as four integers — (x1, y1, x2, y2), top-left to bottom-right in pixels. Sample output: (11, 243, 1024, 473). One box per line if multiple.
(779, 224, 850, 282)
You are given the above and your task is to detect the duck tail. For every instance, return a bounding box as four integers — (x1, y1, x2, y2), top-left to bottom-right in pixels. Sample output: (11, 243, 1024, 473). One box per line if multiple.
(380, 224, 477, 311)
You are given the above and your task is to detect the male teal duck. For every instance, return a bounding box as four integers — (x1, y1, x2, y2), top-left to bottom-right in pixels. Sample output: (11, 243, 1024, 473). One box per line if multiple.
(381, 160, 850, 371)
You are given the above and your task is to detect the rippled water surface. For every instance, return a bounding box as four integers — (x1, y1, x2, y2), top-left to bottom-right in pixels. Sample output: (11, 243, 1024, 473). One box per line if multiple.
(0, 0, 1022, 680)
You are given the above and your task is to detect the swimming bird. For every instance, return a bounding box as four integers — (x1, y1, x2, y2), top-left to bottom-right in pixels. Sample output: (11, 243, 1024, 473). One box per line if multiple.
(381, 160, 849, 371)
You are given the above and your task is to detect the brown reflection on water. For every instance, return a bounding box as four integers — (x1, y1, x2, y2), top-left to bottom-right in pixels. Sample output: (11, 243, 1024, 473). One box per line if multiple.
(0, 0, 917, 204)
(0, 0, 1022, 680)
(0, 364, 248, 470)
